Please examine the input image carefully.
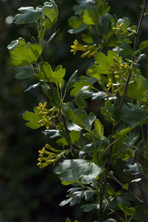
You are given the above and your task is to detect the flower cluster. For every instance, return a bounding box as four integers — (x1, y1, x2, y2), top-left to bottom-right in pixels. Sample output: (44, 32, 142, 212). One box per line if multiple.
(37, 101, 57, 129)
(107, 57, 131, 93)
(70, 39, 99, 58)
(37, 144, 68, 168)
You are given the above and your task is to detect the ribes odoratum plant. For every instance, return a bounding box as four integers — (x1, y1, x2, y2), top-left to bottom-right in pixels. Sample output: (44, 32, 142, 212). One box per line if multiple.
(8, 0, 148, 221)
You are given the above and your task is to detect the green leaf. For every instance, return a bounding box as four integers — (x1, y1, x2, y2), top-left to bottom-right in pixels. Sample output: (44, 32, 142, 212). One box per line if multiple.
(68, 16, 83, 29)
(101, 100, 116, 125)
(54, 159, 101, 184)
(69, 131, 80, 144)
(135, 40, 148, 54)
(113, 127, 131, 140)
(82, 7, 98, 25)
(7, 38, 42, 66)
(81, 203, 100, 212)
(101, 13, 113, 35)
(119, 41, 133, 57)
(42, 0, 58, 25)
(68, 109, 96, 131)
(56, 138, 69, 146)
(121, 102, 146, 127)
(14, 6, 42, 24)
(133, 204, 148, 222)
(24, 83, 40, 92)
(93, 50, 121, 75)
(92, 91, 108, 100)
(66, 70, 78, 92)
(104, 219, 117, 222)
(68, 24, 87, 34)
(15, 65, 35, 79)
(127, 74, 148, 100)
(94, 119, 104, 139)
(70, 76, 94, 97)
(75, 86, 92, 109)
(40, 62, 65, 84)
(118, 203, 135, 216)
(22, 107, 42, 129)
(123, 163, 141, 175)
(42, 129, 60, 138)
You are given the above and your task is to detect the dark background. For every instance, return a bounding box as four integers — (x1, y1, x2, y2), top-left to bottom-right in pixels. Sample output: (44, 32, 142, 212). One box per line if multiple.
(0, 0, 148, 221)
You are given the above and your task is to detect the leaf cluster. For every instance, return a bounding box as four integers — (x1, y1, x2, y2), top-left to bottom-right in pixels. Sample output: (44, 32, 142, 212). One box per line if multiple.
(7, 0, 148, 221)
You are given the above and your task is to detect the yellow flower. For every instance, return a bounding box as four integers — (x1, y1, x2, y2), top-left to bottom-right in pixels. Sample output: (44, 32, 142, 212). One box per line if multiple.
(70, 39, 99, 58)
(37, 144, 68, 168)
(70, 39, 86, 54)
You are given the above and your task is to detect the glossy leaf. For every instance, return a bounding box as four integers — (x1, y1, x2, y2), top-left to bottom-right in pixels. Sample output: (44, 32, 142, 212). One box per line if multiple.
(66, 70, 78, 92)
(42, 129, 60, 138)
(14, 6, 42, 24)
(54, 159, 101, 184)
(123, 163, 141, 175)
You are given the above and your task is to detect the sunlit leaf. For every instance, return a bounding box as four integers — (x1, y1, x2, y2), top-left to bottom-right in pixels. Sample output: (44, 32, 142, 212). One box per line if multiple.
(22, 107, 42, 129)
(7, 38, 42, 66)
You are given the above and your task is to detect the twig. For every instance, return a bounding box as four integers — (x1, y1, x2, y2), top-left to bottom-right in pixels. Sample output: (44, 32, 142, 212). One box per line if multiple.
(110, 174, 143, 203)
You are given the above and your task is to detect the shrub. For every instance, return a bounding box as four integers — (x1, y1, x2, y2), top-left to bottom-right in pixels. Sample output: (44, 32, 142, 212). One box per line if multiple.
(8, 0, 148, 221)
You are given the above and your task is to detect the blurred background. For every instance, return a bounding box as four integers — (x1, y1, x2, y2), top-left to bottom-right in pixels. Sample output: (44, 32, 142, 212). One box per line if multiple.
(0, 0, 148, 221)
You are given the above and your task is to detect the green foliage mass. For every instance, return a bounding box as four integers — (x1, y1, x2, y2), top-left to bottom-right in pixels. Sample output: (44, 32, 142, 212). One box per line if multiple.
(6, 0, 148, 221)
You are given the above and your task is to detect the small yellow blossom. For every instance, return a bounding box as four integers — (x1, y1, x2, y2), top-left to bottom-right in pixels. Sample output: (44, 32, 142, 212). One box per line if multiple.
(70, 39, 86, 54)
(70, 39, 99, 58)
(37, 144, 68, 168)
(113, 22, 129, 35)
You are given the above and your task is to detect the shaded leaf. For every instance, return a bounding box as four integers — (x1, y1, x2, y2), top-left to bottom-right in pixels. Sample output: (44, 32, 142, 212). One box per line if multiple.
(118, 203, 135, 216)
(75, 86, 92, 109)
(82, 7, 98, 25)
(81, 203, 100, 212)
(15, 65, 35, 79)
(14, 6, 42, 24)
(121, 102, 146, 127)
(54, 159, 101, 184)
(123, 163, 141, 175)
(69, 131, 80, 144)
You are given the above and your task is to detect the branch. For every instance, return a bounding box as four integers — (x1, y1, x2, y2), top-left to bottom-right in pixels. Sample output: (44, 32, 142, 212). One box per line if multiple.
(114, 0, 148, 126)
(99, 0, 148, 217)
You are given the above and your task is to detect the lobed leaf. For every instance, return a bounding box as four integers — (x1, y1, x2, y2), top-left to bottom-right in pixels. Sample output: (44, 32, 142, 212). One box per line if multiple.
(7, 38, 42, 66)
(54, 159, 101, 184)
